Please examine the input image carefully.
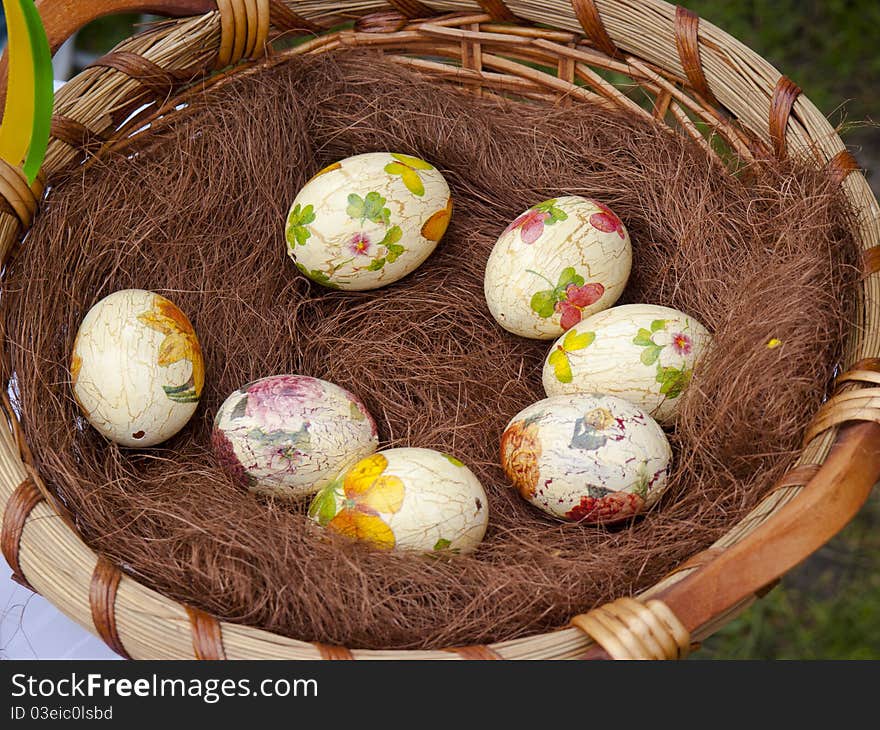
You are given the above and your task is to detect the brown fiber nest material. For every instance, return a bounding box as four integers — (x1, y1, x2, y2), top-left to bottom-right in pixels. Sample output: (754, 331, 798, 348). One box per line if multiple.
(2, 53, 859, 650)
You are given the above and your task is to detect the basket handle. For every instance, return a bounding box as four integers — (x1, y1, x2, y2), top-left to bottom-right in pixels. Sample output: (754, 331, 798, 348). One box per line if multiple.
(32, 0, 216, 55)
(0, 0, 215, 104)
(580, 421, 880, 659)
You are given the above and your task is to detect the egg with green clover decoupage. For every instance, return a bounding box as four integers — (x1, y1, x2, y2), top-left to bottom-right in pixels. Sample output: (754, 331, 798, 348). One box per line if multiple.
(542, 304, 712, 424)
(501, 394, 672, 524)
(212, 375, 379, 500)
(285, 152, 453, 291)
(484, 196, 632, 340)
(70, 289, 204, 447)
(308, 447, 489, 554)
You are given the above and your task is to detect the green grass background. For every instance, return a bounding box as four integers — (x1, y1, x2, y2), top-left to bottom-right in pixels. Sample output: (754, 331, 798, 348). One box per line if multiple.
(72, 2, 880, 660)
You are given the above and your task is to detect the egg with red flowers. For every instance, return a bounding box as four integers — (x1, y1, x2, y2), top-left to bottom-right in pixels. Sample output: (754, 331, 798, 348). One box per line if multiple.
(484, 196, 632, 340)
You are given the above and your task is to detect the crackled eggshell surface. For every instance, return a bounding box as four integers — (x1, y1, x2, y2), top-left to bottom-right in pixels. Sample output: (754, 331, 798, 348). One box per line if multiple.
(542, 304, 712, 424)
(484, 196, 632, 340)
(285, 152, 452, 291)
(501, 394, 672, 524)
(70, 289, 203, 447)
(308, 447, 489, 553)
(212, 375, 378, 500)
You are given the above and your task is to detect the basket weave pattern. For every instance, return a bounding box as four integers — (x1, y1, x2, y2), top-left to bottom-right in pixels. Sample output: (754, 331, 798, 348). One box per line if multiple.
(0, 0, 878, 660)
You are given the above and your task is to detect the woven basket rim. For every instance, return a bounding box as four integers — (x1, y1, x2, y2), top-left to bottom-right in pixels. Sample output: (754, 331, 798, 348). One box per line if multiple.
(0, 0, 878, 660)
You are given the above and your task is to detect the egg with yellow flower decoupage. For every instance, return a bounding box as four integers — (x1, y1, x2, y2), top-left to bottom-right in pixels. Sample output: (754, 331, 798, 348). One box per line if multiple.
(211, 375, 379, 500)
(484, 196, 632, 340)
(308, 448, 489, 554)
(285, 152, 453, 291)
(70, 289, 204, 447)
(501, 394, 672, 524)
(542, 304, 712, 424)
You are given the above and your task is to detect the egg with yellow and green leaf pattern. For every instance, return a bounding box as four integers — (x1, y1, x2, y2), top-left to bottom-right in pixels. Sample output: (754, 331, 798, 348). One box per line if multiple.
(285, 152, 453, 291)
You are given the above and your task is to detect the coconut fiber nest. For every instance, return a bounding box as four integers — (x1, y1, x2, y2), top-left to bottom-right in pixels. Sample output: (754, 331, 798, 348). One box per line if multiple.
(2, 52, 859, 650)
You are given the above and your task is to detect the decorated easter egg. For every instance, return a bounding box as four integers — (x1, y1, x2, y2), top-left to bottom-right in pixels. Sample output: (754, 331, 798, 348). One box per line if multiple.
(501, 394, 672, 523)
(70, 289, 203, 447)
(308, 447, 489, 553)
(212, 375, 378, 500)
(484, 196, 632, 339)
(285, 152, 452, 291)
(542, 304, 712, 424)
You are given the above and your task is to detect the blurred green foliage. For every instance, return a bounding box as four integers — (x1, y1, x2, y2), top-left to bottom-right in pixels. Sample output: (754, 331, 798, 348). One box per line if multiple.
(697, 494, 880, 659)
(685, 0, 879, 123)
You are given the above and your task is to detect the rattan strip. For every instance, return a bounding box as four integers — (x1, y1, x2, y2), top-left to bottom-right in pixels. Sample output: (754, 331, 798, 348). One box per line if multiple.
(826, 149, 859, 186)
(570, 0, 618, 57)
(803, 389, 880, 445)
(50, 115, 107, 155)
(863, 247, 880, 278)
(571, 598, 690, 659)
(92, 51, 202, 100)
(836, 371, 880, 388)
(672, 5, 715, 105)
(230, 0, 248, 65)
(256, 0, 271, 54)
(769, 464, 822, 492)
(768, 75, 802, 159)
(355, 10, 410, 33)
(475, 0, 517, 22)
(0, 476, 42, 592)
(314, 643, 356, 660)
(216, 0, 237, 67)
(243, 0, 259, 58)
(268, 0, 322, 33)
(448, 645, 503, 659)
(0, 0, 875, 661)
(0, 158, 40, 229)
(90, 557, 131, 659)
(186, 606, 228, 659)
(386, 0, 436, 17)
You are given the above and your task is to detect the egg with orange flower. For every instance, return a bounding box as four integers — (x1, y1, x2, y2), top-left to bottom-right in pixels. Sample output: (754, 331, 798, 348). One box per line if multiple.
(308, 448, 489, 554)
(70, 289, 204, 447)
(285, 152, 452, 291)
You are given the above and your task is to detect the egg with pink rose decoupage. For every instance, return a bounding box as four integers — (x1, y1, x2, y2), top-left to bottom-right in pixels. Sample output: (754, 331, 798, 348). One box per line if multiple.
(484, 195, 632, 340)
(542, 304, 712, 425)
(211, 375, 379, 500)
(285, 152, 453, 291)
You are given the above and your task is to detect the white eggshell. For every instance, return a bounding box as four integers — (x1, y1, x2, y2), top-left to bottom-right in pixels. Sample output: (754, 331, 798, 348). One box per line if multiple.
(484, 196, 632, 339)
(71, 289, 204, 447)
(308, 447, 489, 554)
(212, 375, 378, 500)
(501, 394, 672, 523)
(542, 303, 712, 424)
(285, 152, 452, 291)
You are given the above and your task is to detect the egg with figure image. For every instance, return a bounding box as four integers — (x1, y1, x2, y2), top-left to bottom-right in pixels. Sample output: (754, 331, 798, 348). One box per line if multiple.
(308, 447, 489, 554)
(501, 394, 672, 524)
(212, 375, 378, 500)
(285, 152, 452, 291)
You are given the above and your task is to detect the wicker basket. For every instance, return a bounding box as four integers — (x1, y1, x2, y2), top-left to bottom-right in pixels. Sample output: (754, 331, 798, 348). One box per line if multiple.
(0, 0, 878, 660)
